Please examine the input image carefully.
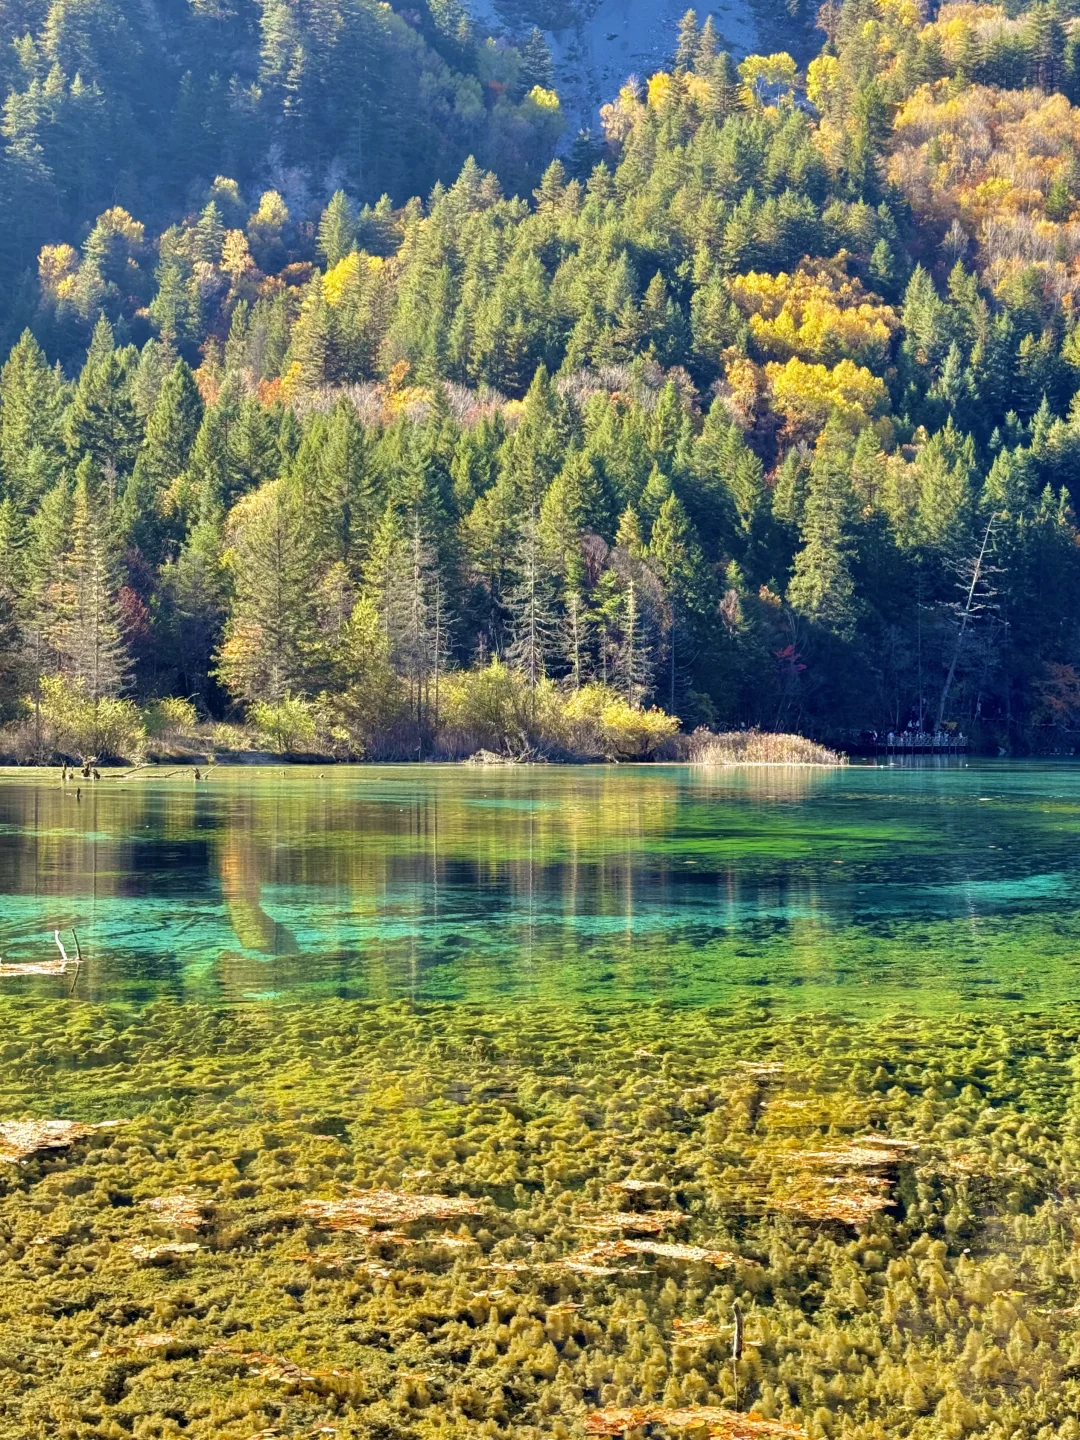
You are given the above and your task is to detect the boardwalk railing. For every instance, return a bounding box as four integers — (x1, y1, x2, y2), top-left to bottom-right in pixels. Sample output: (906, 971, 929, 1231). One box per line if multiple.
(873, 731, 969, 754)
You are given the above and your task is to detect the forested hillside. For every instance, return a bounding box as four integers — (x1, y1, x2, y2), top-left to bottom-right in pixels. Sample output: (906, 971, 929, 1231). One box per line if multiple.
(4, 0, 1080, 759)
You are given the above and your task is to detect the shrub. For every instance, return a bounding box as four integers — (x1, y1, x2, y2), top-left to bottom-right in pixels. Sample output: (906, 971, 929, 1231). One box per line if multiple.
(437, 670, 680, 761)
(250, 696, 318, 754)
(437, 661, 547, 757)
(31, 675, 146, 762)
(560, 685, 680, 760)
(142, 696, 198, 738)
(209, 722, 254, 753)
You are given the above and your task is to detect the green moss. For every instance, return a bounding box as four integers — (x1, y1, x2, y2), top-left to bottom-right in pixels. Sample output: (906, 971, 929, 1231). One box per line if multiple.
(0, 999, 1076, 1438)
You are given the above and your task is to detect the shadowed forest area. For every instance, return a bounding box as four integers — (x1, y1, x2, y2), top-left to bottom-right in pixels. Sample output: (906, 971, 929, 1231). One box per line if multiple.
(4, 0, 1080, 758)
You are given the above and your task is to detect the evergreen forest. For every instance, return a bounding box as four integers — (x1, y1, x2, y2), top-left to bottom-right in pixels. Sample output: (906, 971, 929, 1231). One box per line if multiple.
(5, 0, 1080, 757)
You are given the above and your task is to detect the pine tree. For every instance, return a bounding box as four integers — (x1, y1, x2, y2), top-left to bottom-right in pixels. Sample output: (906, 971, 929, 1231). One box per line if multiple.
(0, 330, 66, 510)
(216, 478, 324, 703)
(561, 588, 590, 689)
(640, 464, 673, 532)
(533, 159, 567, 213)
(709, 50, 741, 115)
(56, 460, 130, 701)
(0, 500, 26, 712)
(506, 517, 557, 711)
(901, 265, 952, 373)
(155, 511, 226, 703)
(537, 450, 607, 587)
(696, 16, 718, 70)
(318, 189, 357, 269)
(150, 261, 197, 350)
(193, 202, 225, 266)
(648, 490, 706, 712)
(649, 382, 689, 475)
(226, 396, 282, 503)
(361, 502, 444, 730)
(131, 338, 178, 419)
(913, 421, 975, 552)
(363, 501, 410, 647)
(869, 238, 897, 300)
(674, 9, 700, 71)
(615, 506, 646, 558)
(123, 359, 203, 563)
(787, 426, 860, 640)
(612, 574, 651, 706)
(65, 317, 141, 476)
(400, 514, 442, 729)
(519, 28, 554, 93)
(307, 399, 379, 579)
(287, 276, 332, 391)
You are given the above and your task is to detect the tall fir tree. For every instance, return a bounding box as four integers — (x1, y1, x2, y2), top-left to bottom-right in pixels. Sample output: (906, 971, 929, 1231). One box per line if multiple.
(55, 459, 130, 701)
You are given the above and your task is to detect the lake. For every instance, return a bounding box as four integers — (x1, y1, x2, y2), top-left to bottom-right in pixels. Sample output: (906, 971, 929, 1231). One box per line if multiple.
(1, 759, 1078, 1011)
(2, 761, 1079, 1439)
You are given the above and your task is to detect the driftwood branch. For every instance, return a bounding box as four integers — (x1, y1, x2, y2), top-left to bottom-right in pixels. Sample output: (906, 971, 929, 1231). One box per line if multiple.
(0, 930, 82, 987)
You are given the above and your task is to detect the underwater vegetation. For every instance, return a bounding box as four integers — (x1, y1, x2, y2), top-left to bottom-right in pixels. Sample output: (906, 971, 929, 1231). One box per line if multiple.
(0, 999, 1077, 1439)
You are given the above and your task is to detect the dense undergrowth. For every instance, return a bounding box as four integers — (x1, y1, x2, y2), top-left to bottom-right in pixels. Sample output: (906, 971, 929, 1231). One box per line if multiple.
(0, 999, 1077, 1439)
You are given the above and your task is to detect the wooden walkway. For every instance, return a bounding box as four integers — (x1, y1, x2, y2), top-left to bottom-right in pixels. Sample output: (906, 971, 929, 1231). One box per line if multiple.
(873, 732, 969, 754)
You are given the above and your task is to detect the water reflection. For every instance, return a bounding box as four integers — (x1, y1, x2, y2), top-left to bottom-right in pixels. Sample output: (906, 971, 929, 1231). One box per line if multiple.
(0, 762, 1079, 1011)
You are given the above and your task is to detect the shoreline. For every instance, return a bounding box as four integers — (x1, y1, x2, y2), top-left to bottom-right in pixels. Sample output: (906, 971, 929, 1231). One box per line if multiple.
(0, 755, 857, 775)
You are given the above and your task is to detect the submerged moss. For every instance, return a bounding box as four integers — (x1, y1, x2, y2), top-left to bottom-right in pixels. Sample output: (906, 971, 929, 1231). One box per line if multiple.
(0, 998, 1077, 1439)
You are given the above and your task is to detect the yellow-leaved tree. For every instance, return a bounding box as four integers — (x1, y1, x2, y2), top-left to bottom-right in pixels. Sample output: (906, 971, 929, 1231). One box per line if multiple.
(765, 357, 890, 442)
(730, 258, 898, 368)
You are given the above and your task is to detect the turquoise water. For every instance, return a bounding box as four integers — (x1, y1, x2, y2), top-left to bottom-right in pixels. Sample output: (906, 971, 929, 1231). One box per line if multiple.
(1, 760, 1079, 1010)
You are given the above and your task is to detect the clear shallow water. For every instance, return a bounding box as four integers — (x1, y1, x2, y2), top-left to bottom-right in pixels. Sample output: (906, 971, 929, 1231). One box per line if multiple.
(1, 760, 1079, 1011)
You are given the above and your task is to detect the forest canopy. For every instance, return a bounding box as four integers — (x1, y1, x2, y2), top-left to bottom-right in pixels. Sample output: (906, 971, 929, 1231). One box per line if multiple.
(4, 0, 1080, 757)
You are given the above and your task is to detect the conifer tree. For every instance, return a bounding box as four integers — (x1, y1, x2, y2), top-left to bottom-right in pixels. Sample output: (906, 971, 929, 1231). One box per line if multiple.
(538, 450, 607, 587)
(307, 399, 379, 579)
(506, 518, 557, 711)
(520, 28, 554, 92)
(155, 511, 226, 703)
(787, 426, 860, 640)
(611, 574, 651, 706)
(65, 317, 141, 476)
(287, 277, 332, 391)
(363, 501, 410, 648)
(123, 358, 203, 562)
(640, 464, 673, 532)
(674, 9, 700, 72)
(0, 500, 26, 712)
(318, 190, 358, 268)
(216, 478, 323, 703)
(649, 490, 706, 711)
(561, 587, 590, 689)
(56, 460, 130, 701)
(0, 330, 66, 509)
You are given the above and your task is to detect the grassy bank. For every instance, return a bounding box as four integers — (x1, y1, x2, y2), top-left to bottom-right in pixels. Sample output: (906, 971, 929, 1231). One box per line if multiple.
(0, 999, 1074, 1439)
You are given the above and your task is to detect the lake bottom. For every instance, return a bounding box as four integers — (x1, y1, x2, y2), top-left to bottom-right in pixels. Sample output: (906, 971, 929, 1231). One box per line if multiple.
(0, 996, 1075, 1440)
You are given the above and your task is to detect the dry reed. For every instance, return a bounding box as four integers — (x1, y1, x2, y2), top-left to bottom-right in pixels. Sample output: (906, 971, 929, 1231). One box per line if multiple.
(686, 729, 845, 767)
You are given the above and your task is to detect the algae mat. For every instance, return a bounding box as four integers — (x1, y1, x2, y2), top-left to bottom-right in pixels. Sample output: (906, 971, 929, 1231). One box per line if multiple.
(0, 1000, 1077, 1439)
(2, 761, 1080, 1010)
(2, 764, 1080, 1438)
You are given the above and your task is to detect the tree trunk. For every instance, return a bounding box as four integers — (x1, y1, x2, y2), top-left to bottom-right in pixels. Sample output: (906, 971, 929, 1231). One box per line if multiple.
(936, 516, 995, 732)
